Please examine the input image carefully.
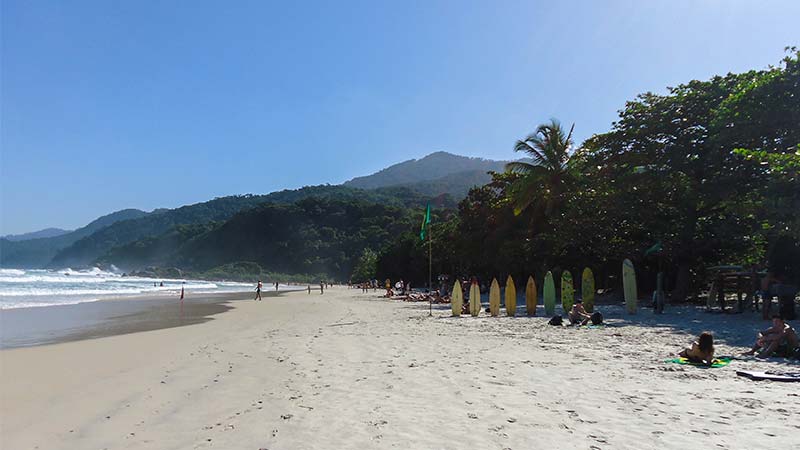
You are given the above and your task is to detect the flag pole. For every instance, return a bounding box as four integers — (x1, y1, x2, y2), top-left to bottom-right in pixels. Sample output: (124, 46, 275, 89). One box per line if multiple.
(428, 220, 432, 317)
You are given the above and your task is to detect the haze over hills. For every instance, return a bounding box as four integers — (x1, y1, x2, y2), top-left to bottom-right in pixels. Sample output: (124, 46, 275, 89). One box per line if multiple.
(0, 209, 151, 268)
(1, 152, 507, 274)
(2, 228, 71, 242)
(344, 151, 509, 191)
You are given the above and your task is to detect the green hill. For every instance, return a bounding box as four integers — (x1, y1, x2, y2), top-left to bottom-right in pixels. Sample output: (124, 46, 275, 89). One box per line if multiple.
(53, 185, 448, 269)
(169, 197, 418, 279)
(0, 209, 150, 268)
(344, 151, 509, 192)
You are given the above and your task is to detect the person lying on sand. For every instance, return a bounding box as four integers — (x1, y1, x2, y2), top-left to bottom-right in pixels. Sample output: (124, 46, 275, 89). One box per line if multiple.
(679, 331, 715, 365)
(568, 300, 592, 326)
(742, 315, 799, 358)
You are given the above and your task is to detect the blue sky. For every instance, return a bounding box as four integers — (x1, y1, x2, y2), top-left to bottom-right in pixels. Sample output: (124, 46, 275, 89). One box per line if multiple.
(1, 0, 798, 234)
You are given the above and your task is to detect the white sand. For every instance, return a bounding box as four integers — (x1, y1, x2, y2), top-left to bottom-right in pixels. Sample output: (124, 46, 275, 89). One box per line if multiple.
(1, 287, 798, 449)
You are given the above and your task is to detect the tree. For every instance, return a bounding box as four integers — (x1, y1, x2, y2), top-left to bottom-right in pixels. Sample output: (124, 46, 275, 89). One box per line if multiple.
(506, 119, 577, 225)
(584, 49, 800, 301)
(351, 248, 379, 283)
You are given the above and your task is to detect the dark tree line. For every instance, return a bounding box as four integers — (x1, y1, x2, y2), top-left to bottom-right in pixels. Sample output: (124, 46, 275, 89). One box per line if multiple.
(375, 49, 800, 300)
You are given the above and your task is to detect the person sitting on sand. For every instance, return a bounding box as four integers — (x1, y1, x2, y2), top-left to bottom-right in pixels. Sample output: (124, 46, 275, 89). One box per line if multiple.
(743, 315, 799, 358)
(678, 331, 715, 365)
(568, 300, 592, 325)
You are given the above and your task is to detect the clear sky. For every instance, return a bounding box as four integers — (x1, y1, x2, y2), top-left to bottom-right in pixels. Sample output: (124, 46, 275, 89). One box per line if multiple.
(1, 0, 798, 234)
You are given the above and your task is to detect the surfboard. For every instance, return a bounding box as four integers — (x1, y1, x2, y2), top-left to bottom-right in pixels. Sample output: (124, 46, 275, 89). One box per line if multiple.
(543, 271, 556, 315)
(489, 278, 500, 317)
(582, 268, 595, 313)
(451, 280, 463, 317)
(623, 258, 637, 314)
(736, 370, 800, 382)
(561, 270, 574, 313)
(505, 276, 516, 317)
(525, 276, 537, 316)
(469, 281, 481, 317)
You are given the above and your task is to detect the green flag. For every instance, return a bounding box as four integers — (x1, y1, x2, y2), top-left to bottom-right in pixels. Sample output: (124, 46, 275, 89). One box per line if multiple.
(419, 204, 431, 241)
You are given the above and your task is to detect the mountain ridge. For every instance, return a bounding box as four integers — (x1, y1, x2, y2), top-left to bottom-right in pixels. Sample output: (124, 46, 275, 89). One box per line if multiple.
(2, 228, 72, 242)
(0, 209, 151, 268)
(2, 152, 509, 269)
(344, 151, 509, 190)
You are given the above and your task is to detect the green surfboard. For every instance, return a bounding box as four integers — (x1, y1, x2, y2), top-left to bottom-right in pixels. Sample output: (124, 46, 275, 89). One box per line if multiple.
(451, 280, 463, 317)
(623, 258, 637, 314)
(505, 275, 516, 317)
(543, 271, 556, 315)
(582, 268, 595, 313)
(561, 270, 574, 313)
(489, 278, 501, 317)
(525, 276, 537, 316)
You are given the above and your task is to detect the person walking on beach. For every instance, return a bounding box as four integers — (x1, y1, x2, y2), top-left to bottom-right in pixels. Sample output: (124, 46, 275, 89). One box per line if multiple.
(320, 281, 324, 295)
(255, 280, 263, 301)
(275, 281, 279, 291)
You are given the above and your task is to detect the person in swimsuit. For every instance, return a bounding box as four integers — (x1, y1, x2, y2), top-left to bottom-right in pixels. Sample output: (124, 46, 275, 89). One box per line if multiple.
(743, 315, 799, 358)
(255, 280, 263, 301)
(568, 300, 592, 325)
(679, 331, 715, 365)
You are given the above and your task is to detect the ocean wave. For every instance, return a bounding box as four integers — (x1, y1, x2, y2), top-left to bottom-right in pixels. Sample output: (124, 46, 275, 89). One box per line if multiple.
(0, 298, 103, 309)
(0, 268, 27, 276)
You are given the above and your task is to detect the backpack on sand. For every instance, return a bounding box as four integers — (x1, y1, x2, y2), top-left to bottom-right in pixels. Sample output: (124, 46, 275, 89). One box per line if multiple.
(548, 315, 563, 326)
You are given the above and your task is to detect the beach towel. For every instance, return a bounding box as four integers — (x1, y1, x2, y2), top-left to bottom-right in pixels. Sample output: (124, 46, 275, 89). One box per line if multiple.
(665, 357, 731, 368)
(736, 370, 800, 382)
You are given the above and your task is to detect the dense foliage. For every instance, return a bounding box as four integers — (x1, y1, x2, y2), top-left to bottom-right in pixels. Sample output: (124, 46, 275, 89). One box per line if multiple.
(170, 198, 418, 279)
(376, 50, 800, 299)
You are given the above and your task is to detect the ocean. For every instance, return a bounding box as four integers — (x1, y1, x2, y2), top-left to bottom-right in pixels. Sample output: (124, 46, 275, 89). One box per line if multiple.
(0, 267, 255, 309)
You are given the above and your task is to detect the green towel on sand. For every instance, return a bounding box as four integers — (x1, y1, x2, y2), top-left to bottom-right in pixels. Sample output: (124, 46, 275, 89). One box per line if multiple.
(665, 357, 731, 368)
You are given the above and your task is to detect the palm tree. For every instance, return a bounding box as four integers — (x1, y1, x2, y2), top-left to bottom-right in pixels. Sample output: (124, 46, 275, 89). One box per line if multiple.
(505, 119, 575, 221)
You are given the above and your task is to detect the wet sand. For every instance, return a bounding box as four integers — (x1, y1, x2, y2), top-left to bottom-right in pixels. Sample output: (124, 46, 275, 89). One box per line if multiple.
(0, 291, 263, 348)
(1, 287, 798, 449)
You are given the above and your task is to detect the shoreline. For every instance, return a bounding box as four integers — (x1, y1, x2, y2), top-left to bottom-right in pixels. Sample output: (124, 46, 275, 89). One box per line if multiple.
(0, 290, 272, 349)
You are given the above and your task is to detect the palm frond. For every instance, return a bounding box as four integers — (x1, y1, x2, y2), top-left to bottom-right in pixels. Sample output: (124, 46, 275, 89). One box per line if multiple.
(505, 161, 537, 174)
(513, 139, 547, 165)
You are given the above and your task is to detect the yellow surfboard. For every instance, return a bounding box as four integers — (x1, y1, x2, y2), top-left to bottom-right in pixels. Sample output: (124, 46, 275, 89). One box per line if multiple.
(505, 275, 516, 317)
(525, 276, 537, 316)
(623, 259, 637, 314)
(451, 280, 463, 317)
(489, 278, 500, 317)
(469, 281, 481, 317)
(581, 268, 595, 313)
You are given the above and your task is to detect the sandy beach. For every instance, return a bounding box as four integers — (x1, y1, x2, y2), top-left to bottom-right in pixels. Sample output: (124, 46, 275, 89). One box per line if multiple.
(1, 286, 798, 450)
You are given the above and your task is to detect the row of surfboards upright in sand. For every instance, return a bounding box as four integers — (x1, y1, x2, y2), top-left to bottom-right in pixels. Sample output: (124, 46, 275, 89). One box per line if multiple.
(451, 259, 639, 317)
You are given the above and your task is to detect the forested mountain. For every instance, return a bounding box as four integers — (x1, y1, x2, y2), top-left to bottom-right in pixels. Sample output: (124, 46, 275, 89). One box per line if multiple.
(49, 195, 273, 268)
(0, 209, 150, 268)
(168, 197, 418, 279)
(344, 151, 508, 191)
(390, 169, 496, 199)
(50, 185, 449, 269)
(2, 228, 71, 241)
